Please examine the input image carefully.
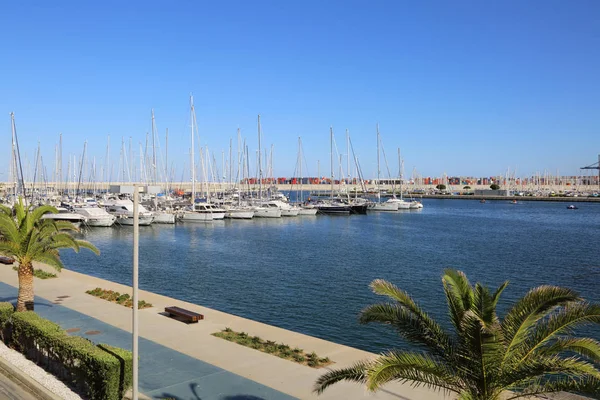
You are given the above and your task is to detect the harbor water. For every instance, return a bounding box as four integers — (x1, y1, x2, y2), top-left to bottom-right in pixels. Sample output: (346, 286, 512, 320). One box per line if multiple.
(63, 199, 600, 354)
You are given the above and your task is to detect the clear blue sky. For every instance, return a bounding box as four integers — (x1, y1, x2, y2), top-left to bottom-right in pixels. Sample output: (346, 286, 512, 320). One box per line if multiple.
(2, 1, 599, 182)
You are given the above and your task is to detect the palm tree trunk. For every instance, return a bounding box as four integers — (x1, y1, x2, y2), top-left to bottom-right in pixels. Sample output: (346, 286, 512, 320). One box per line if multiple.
(17, 262, 34, 312)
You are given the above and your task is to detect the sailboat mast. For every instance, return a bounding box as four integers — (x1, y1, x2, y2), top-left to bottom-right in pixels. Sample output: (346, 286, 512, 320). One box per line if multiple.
(129, 137, 133, 183)
(229, 138, 233, 189)
(299, 137, 303, 202)
(398, 148, 403, 199)
(376, 124, 380, 198)
(190, 95, 196, 204)
(165, 128, 169, 193)
(10, 113, 26, 203)
(258, 115, 262, 200)
(346, 129, 350, 184)
(151, 109, 157, 184)
(330, 126, 334, 200)
(58, 133, 63, 194)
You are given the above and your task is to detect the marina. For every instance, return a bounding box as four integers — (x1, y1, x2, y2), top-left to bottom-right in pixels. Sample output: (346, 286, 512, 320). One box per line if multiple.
(58, 198, 600, 355)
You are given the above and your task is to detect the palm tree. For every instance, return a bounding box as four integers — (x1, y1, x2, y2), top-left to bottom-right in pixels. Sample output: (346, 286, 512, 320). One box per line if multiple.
(315, 270, 600, 399)
(0, 199, 99, 312)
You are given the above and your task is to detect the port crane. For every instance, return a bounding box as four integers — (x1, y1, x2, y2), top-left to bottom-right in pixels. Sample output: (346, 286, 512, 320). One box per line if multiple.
(580, 154, 600, 189)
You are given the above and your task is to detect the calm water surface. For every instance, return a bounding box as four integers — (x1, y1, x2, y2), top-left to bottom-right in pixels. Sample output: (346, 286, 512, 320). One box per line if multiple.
(63, 199, 600, 353)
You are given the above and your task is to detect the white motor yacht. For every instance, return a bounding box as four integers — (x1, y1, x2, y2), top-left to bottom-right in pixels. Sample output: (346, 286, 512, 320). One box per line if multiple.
(105, 199, 154, 226)
(41, 207, 87, 228)
(74, 207, 116, 227)
(253, 203, 282, 218)
(266, 200, 299, 217)
(180, 203, 226, 222)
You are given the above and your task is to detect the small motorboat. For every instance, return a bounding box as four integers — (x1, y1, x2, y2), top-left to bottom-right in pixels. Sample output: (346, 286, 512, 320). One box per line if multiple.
(567, 205, 578, 210)
(480, 199, 486, 203)
(510, 200, 518, 204)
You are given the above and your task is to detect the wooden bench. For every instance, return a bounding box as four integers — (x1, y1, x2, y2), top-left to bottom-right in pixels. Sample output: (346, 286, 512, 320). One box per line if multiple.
(0, 256, 14, 265)
(164, 306, 204, 323)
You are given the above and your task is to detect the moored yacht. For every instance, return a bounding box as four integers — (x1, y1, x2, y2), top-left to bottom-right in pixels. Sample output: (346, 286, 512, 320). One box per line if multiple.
(74, 207, 116, 227)
(253, 203, 282, 218)
(180, 203, 226, 222)
(105, 199, 154, 226)
(297, 204, 318, 215)
(41, 207, 87, 228)
(267, 200, 299, 217)
(316, 200, 352, 215)
(369, 199, 400, 211)
(153, 210, 177, 224)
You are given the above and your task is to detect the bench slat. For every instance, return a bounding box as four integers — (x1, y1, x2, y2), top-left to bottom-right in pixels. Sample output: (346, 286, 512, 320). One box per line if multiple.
(165, 306, 204, 323)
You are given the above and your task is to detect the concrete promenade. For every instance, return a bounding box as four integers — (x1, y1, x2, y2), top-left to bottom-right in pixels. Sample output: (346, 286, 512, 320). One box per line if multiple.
(0, 264, 450, 400)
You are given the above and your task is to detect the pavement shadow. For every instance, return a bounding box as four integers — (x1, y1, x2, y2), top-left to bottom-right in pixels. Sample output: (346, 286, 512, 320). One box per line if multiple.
(154, 383, 266, 400)
(154, 382, 202, 400)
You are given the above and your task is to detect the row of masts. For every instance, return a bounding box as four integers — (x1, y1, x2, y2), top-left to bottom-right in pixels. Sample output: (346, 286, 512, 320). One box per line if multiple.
(6, 104, 599, 203)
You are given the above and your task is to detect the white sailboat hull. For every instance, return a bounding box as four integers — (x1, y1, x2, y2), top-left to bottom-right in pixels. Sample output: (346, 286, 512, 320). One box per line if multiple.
(116, 216, 154, 226)
(281, 209, 299, 217)
(253, 208, 282, 218)
(370, 202, 399, 211)
(153, 212, 176, 224)
(181, 212, 213, 222)
(85, 216, 117, 227)
(297, 207, 318, 215)
(225, 209, 255, 219)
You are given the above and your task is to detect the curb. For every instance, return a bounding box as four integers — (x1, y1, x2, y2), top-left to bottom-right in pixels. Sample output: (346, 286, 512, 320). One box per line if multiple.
(0, 355, 62, 400)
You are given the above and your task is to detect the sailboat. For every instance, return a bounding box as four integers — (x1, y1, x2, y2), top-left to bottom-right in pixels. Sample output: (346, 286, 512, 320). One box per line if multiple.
(251, 115, 282, 218)
(370, 124, 399, 212)
(149, 110, 176, 224)
(386, 149, 422, 210)
(316, 127, 353, 215)
(293, 137, 318, 215)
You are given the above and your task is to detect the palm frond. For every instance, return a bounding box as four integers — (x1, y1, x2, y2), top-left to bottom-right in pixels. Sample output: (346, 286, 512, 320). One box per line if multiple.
(0, 204, 12, 217)
(519, 303, 600, 362)
(30, 205, 57, 223)
(505, 375, 600, 399)
(360, 303, 453, 358)
(537, 337, 600, 363)
(367, 280, 454, 357)
(74, 240, 100, 255)
(442, 269, 474, 333)
(33, 253, 64, 272)
(366, 351, 462, 394)
(502, 285, 580, 362)
(313, 360, 371, 394)
(0, 241, 20, 258)
(491, 280, 508, 309)
(503, 355, 600, 389)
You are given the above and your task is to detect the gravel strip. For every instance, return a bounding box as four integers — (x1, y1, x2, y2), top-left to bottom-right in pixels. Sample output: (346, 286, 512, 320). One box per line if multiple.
(0, 341, 81, 400)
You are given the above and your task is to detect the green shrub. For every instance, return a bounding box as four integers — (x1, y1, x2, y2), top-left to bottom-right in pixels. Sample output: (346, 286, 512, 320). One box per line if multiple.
(211, 328, 333, 368)
(0, 302, 14, 326)
(98, 344, 133, 397)
(86, 288, 152, 309)
(10, 311, 131, 400)
(0, 302, 14, 341)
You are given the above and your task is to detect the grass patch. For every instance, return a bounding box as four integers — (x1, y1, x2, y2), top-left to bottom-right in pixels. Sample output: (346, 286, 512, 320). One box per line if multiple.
(212, 328, 332, 368)
(85, 287, 152, 309)
(12, 266, 57, 279)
